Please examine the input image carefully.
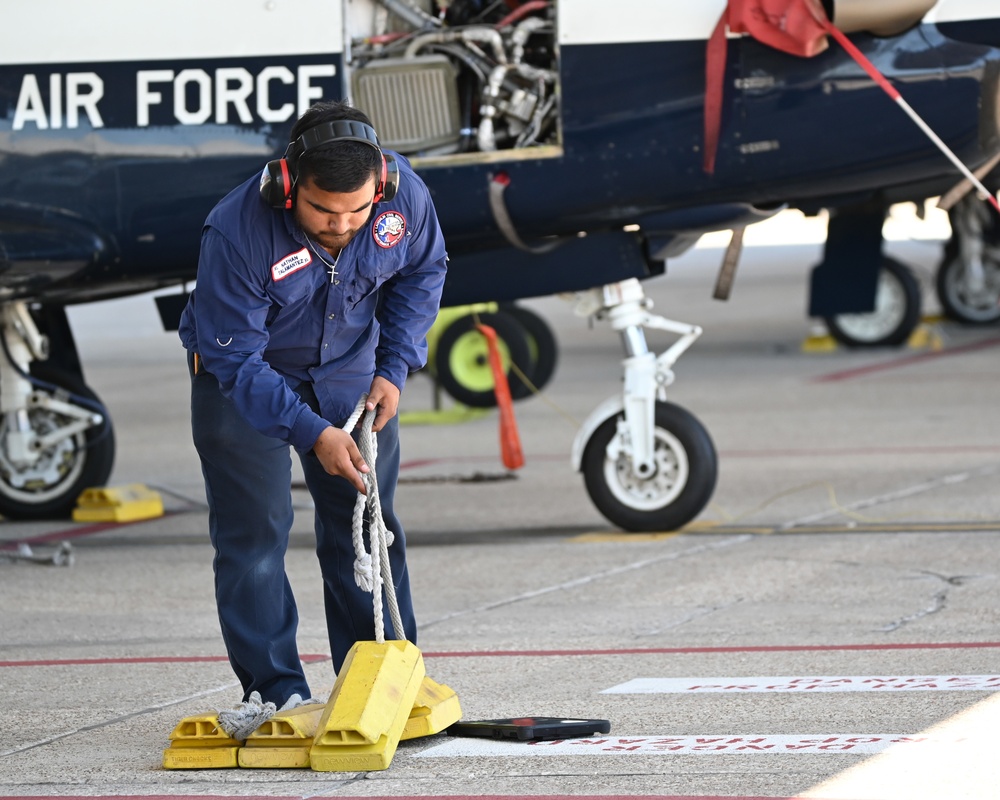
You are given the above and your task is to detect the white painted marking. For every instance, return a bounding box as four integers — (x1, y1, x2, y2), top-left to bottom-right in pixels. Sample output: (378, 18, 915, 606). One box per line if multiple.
(558, 0, 727, 45)
(602, 675, 1000, 694)
(3, 0, 343, 64)
(417, 734, 968, 757)
(925, 0, 999, 24)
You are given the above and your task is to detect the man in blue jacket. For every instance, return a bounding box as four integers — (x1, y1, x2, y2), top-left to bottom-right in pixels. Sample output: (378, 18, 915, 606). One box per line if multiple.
(178, 100, 447, 720)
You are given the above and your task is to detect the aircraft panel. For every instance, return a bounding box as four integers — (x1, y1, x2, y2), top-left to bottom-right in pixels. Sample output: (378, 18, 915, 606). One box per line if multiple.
(2, 0, 344, 64)
(926, 0, 999, 23)
(557, 0, 726, 45)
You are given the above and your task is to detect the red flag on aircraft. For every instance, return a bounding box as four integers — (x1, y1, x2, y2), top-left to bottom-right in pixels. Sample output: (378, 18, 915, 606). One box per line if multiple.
(704, 0, 829, 174)
(702, 1, 1000, 211)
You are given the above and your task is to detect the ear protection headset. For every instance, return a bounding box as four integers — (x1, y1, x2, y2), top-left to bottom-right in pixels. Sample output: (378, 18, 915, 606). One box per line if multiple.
(259, 119, 399, 210)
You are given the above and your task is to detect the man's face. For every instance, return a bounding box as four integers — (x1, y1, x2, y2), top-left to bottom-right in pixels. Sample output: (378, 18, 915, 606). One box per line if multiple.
(294, 174, 377, 253)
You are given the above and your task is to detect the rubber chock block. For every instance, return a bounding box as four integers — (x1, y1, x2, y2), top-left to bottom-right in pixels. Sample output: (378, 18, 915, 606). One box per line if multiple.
(907, 323, 944, 351)
(72, 483, 164, 522)
(401, 675, 462, 740)
(801, 334, 837, 353)
(162, 712, 241, 769)
(309, 640, 426, 772)
(238, 703, 325, 768)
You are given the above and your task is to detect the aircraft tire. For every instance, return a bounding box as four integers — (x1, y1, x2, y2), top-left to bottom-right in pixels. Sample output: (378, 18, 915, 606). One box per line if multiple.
(935, 247, 1000, 325)
(581, 401, 717, 533)
(433, 311, 532, 408)
(822, 256, 922, 348)
(500, 303, 558, 399)
(0, 367, 115, 520)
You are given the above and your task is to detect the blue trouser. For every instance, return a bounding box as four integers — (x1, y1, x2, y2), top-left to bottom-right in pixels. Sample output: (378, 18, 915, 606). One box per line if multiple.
(189, 357, 417, 706)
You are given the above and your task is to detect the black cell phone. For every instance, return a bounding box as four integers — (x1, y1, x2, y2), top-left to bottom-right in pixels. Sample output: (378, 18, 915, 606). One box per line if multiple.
(446, 716, 611, 741)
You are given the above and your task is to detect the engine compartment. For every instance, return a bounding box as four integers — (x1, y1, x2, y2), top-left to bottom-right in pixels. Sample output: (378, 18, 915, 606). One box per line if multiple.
(345, 0, 561, 159)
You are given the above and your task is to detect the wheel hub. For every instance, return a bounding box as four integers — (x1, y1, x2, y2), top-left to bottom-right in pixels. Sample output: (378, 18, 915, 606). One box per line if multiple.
(605, 427, 689, 511)
(0, 409, 84, 498)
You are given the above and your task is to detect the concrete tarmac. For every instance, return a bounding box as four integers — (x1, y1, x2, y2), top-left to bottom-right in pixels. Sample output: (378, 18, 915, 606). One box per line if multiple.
(2, 209, 1000, 799)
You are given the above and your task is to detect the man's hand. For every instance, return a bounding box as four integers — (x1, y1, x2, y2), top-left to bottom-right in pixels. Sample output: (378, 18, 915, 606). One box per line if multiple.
(313, 426, 368, 494)
(366, 376, 400, 432)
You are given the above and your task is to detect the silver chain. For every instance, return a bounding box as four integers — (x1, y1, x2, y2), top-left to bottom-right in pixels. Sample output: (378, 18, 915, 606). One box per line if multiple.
(306, 238, 342, 284)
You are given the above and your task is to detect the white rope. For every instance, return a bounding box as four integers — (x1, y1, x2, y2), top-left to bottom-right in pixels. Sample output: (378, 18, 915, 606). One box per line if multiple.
(343, 394, 405, 644)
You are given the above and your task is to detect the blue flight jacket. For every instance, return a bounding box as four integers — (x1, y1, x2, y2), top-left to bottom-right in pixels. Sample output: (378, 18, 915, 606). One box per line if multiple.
(178, 155, 447, 452)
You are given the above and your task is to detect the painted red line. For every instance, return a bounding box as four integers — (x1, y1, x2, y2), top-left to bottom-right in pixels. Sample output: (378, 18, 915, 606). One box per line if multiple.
(399, 453, 565, 470)
(0, 654, 330, 668)
(400, 457, 441, 469)
(0, 512, 180, 551)
(0, 521, 129, 550)
(421, 642, 1000, 658)
(720, 443, 1000, 458)
(812, 336, 1000, 383)
(4, 642, 999, 668)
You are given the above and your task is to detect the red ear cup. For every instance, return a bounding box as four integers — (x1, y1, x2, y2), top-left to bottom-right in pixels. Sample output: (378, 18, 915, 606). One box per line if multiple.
(373, 156, 388, 203)
(378, 154, 400, 203)
(259, 158, 293, 209)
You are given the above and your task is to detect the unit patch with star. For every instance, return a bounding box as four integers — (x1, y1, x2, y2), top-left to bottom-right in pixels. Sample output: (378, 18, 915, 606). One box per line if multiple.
(372, 210, 406, 249)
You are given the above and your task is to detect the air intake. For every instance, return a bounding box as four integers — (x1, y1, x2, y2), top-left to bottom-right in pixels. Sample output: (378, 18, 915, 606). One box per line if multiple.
(351, 56, 462, 154)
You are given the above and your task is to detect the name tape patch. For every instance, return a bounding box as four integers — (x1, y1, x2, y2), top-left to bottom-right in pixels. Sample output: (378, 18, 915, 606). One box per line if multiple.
(271, 247, 312, 281)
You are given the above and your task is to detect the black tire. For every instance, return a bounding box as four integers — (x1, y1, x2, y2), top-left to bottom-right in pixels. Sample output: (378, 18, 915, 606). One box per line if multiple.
(581, 401, 717, 532)
(433, 312, 532, 408)
(0, 367, 115, 519)
(500, 303, 559, 399)
(935, 250, 1000, 325)
(823, 256, 922, 348)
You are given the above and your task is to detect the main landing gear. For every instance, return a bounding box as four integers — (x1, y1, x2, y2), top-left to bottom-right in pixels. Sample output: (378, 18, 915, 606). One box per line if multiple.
(936, 193, 1000, 325)
(430, 302, 559, 408)
(822, 255, 923, 348)
(570, 279, 718, 532)
(0, 302, 114, 519)
(809, 204, 924, 349)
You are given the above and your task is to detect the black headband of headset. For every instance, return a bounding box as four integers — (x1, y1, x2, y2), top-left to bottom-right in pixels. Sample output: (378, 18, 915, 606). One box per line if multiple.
(286, 119, 382, 164)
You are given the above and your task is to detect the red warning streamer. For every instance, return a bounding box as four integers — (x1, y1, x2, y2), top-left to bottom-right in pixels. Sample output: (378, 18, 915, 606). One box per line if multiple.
(476, 323, 525, 470)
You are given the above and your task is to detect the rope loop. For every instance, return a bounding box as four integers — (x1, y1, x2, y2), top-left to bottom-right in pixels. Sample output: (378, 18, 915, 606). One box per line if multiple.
(342, 393, 404, 644)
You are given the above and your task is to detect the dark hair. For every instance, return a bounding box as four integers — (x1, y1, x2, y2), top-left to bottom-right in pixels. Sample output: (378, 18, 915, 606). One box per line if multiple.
(289, 100, 382, 194)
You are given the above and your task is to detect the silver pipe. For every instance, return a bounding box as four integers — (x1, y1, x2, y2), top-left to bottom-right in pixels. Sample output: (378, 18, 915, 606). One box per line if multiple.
(375, 0, 442, 31)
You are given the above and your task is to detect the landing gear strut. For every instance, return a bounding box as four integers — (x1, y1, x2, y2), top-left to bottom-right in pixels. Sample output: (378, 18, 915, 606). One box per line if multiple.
(936, 193, 1000, 324)
(0, 302, 114, 519)
(571, 279, 718, 532)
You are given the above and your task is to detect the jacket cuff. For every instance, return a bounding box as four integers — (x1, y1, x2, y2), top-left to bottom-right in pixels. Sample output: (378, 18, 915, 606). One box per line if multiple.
(288, 407, 331, 453)
(375, 355, 409, 393)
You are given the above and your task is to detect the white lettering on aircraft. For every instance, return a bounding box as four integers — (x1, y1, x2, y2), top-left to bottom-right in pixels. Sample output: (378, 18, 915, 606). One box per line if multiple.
(13, 72, 104, 130)
(13, 64, 336, 131)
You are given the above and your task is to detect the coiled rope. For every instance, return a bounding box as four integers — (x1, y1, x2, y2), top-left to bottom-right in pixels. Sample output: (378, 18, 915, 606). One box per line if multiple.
(342, 393, 404, 644)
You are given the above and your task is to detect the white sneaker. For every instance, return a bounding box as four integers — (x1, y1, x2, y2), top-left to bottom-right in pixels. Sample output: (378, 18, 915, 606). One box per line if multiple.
(279, 693, 325, 710)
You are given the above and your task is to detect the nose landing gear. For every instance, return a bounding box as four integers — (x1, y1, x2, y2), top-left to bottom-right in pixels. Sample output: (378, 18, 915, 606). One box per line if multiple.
(570, 280, 718, 532)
